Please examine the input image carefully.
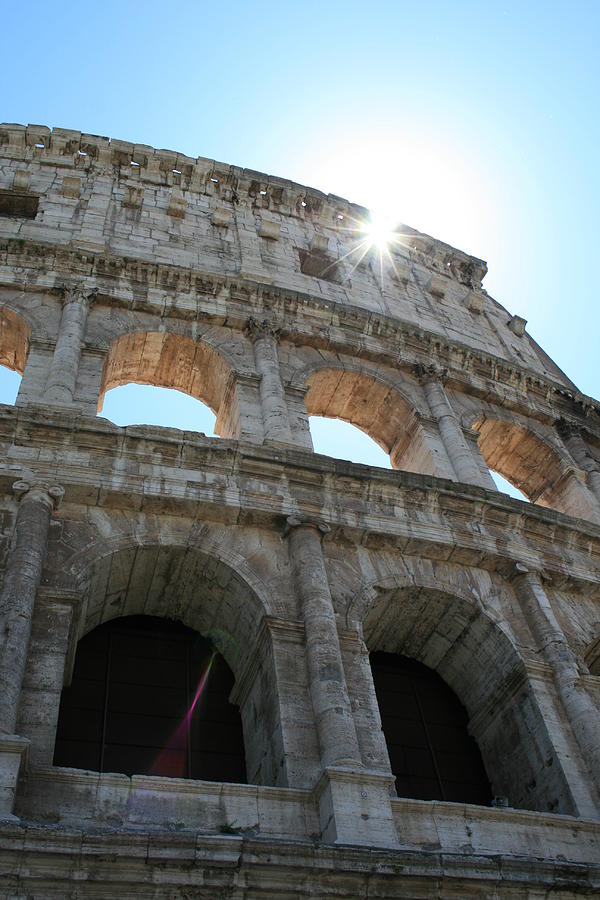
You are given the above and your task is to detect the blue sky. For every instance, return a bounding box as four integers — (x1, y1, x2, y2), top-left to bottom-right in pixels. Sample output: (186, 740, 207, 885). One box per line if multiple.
(2, 1, 598, 492)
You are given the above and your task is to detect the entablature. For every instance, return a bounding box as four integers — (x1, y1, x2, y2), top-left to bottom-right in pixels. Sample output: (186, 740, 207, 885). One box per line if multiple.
(0, 406, 599, 593)
(0, 240, 598, 436)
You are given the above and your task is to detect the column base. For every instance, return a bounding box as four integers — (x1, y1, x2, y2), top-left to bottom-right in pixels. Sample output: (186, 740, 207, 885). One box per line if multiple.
(263, 438, 300, 451)
(314, 766, 399, 849)
(0, 735, 30, 820)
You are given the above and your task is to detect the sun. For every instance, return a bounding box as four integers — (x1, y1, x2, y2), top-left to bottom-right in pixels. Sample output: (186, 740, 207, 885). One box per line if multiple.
(360, 213, 398, 251)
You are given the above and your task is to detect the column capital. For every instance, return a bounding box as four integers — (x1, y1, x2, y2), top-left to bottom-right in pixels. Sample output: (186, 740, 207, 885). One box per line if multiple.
(285, 515, 330, 537)
(555, 417, 580, 441)
(12, 479, 64, 510)
(509, 562, 557, 589)
(59, 284, 98, 308)
(413, 362, 449, 385)
(245, 316, 280, 343)
(509, 561, 540, 582)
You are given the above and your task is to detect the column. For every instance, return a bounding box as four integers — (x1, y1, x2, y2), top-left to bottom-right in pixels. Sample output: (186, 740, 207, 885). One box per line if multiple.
(16, 595, 74, 767)
(246, 318, 293, 445)
(286, 517, 398, 848)
(286, 517, 360, 768)
(0, 480, 63, 818)
(420, 367, 489, 487)
(557, 419, 600, 504)
(285, 383, 314, 451)
(287, 517, 398, 848)
(0, 480, 64, 734)
(43, 286, 96, 404)
(513, 566, 600, 797)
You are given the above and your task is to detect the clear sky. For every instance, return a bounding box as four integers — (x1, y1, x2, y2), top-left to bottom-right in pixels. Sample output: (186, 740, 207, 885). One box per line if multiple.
(2, 0, 598, 490)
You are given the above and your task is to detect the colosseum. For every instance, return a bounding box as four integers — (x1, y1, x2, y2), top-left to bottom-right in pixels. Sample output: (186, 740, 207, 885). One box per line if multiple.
(0, 123, 599, 897)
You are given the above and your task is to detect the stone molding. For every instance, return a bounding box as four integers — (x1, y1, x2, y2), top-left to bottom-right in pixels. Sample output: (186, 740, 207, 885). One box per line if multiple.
(1, 239, 598, 435)
(0, 410, 598, 591)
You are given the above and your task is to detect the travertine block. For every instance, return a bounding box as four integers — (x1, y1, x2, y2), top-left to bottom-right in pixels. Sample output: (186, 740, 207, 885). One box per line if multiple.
(466, 290, 483, 313)
(258, 218, 280, 240)
(310, 233, 329, 253)
(508, 314, 527, 335)
(12, 169, 29, 192)
(167, 191, 186, 218)
(429, 272, 449, 297)
(61, 175, 81, 199)
(212, 207, 232, 227)
(123, 184, 144, 209)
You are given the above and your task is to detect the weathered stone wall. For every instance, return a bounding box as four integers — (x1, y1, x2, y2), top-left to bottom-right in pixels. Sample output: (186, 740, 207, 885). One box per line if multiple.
(0, 124, 599, 896)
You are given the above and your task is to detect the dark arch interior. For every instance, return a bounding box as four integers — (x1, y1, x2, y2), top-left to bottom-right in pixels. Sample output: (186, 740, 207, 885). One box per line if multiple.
(54, 616, 247, 784)
(371, 652, 491, 805)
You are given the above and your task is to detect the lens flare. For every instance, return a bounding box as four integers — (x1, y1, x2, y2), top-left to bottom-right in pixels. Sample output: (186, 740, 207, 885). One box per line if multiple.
(361, 214, 397, 251)
(149, 651, 216, 778)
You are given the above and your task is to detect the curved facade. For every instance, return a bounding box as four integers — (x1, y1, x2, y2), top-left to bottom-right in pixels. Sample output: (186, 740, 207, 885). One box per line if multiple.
(0, 123, 599, 896)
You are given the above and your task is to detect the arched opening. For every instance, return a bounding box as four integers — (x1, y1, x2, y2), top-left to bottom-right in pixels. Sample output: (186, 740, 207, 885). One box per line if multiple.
(475, 416, 598, 519)
(475, 417, 562, 503)
(309, 416, 392, 467)
(362, 584, 578, 814)
(489, 469, 529, 501)
(101, 384, 217, 434)
(0, 307, 30, 405)
(0, 367, 21, 404)
(54, 615, 246, 783)
(55, 544, 286, 787)
(305, 369, 436, 474)
(371, 651, 491, 804)
(97, 332, 232, 436)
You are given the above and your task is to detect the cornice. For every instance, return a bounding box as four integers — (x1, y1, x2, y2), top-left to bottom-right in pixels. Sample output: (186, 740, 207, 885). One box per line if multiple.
(0, 238, 598, 432)
(0, 406, 599, 592)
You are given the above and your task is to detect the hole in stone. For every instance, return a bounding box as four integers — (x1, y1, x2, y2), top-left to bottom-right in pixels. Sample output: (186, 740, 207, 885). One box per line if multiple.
(260, 190, 267, 196)
(78, 150, 88, 157)
(130, 160, 140, 167)
(309, 416, 392, 468)
(35, 142, 45, 149)
(337, 214, 344, 220)
(301, 200, 307, 207)
(210, 177, 219, 184)
(173, 168, 182, 175)
(0, 191, 39, 219)
(490, 470, 529, 502)
(0, 366, 21, 405)
(99, 384, 217, 435)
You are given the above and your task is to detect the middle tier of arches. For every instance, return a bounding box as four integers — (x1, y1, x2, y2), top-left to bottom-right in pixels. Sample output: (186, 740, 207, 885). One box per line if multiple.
(2, 289, 599, 524)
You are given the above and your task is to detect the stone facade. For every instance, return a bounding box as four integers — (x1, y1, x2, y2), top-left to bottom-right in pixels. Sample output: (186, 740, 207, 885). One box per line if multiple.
(0, 123, 599, 897)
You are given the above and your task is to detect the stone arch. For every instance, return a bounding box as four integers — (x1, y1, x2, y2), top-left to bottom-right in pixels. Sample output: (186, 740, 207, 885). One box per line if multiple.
(98, 331, 235, 436)
(54, 614, 247, 785)
(473, 414, 600, 520)
(60, 539, 285, 786)
(0, 306, 31, 375)
(302, 365, 437, 473)
(67, 540, 274, 672)
(473, 414, 565, 501)
(351, 573, 582, 815)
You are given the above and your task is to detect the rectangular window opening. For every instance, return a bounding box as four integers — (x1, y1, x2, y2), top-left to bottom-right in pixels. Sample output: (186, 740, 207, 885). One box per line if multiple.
(298, 248, 345, 284)
(0, 191, 39, 219)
